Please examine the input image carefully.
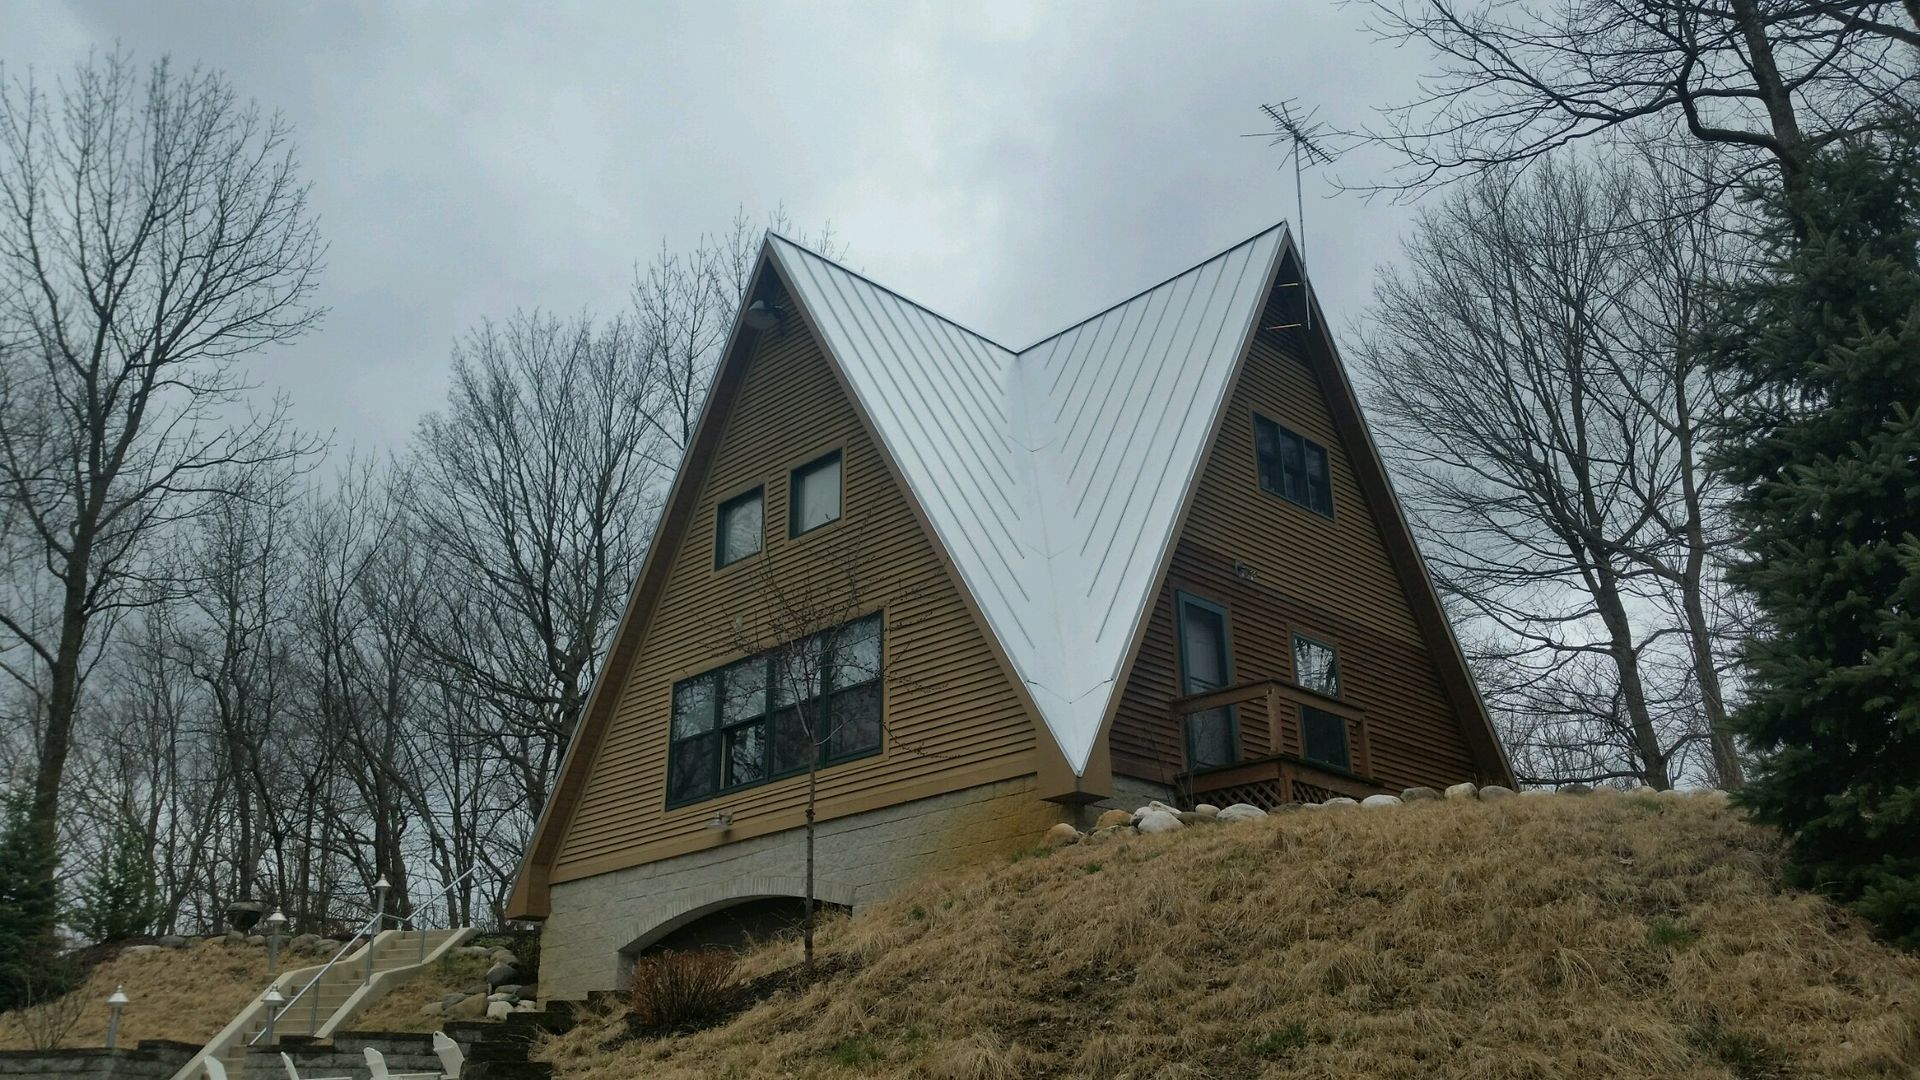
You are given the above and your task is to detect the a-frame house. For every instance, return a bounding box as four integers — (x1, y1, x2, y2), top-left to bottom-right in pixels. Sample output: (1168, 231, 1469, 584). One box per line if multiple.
(509, 225, 1513, 998)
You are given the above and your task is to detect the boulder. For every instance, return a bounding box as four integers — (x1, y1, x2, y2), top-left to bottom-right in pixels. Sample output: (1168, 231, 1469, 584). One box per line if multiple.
(515, 1000, 539, 1012)
(1095, 809, 1135, 831)
(157, 935, 191, 949)
(245, 934, 267, 947)
(1044, 822, 1083, 848)
(1193, 804, 1221, 818)
(1215, 804, 1268, 823)
(1361, 794, 1404, 809)
(1521, 788, 1554, 797)
(1299, 802, 1326, 811)
(1561, 783, 1593, 795)
(485, 961, 519, 988)
(1131, 801, 1183, 824)
(486, 1000, 513, 1020)
(448, 994, 488, 1020)
(1401, 786, 1442, 802)
(443, 992, 468, 1008)
(457, 945, 492, 957)
(487, 992, 513, 1003)
(1322, 797, 1359, 809)
(495, 984, 523, 999)
(313, 938, 342, 955)
(1174, 811, 1218, 826)
(1477, 785, 1517, 801)
(123, 944, 162, 957)
(1135, 809, 1184, 835)
(488, 948, 519, 965)
(421, 1002, 445, 1017)
(1085, 825, 1133, 845)
(1657, 788, 1688, 799)
(224, 929, 247, 945)
(1443, 783, 1479, 800)
(462, 982, 489, 996)
(288, 933, 322, 954)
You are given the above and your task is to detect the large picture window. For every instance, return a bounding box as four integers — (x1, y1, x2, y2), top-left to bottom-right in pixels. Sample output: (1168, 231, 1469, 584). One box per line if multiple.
(1253, 414, 1333, 517)
(667, 613, 883, 806)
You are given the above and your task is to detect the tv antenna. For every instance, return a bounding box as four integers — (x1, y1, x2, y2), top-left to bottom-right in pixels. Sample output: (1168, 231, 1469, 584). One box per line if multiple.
(1246, 100, 1339, 330)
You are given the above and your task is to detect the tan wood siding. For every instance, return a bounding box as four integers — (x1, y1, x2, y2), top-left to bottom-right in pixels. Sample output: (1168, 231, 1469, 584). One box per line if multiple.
(1109, 312, 1478, 791)
(552, 315, 1036, 883)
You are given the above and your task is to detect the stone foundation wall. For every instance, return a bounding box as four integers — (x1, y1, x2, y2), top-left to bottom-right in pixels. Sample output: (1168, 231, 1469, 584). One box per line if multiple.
(540, 774, 1070, 999)
(0, 1041, 195, 1080)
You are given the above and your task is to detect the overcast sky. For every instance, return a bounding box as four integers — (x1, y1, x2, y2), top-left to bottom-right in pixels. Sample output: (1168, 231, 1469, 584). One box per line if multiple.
(1, 1, 1430, 454)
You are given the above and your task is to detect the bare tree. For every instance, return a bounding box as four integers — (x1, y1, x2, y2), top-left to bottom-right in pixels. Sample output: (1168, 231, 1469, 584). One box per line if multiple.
(407, 311, 667, 833)
(1357, 152, 1747, 788)
(631, 207, 841, 458)
(1341, 0, 1919, 205)
(0, 53, 323, 916)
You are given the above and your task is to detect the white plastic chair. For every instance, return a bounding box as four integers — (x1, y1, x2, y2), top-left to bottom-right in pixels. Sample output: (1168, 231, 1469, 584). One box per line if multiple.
(363, 1045, 441, 1080)
(431, 1031, 465, 1078)
(281, 1051, 351, 1080)
(203, 1058, 227, 1080)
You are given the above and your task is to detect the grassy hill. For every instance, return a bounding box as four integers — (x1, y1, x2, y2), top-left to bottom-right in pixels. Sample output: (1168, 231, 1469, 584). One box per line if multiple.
(0, 938, 271, 1051)
(538, 792, 1919, 1079)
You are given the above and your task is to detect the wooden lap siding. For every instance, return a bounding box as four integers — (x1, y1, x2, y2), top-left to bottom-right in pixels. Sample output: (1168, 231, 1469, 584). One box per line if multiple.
(551, 316, 1036, 884)
(1110, 316, 1477, 791)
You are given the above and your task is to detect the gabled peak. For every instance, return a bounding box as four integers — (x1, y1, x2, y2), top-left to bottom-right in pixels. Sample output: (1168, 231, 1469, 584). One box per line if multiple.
(768, 224, 1293, 775)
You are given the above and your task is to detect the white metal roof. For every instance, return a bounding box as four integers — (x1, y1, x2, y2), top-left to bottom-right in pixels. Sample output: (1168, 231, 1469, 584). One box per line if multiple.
(768, 225, 1288, 775)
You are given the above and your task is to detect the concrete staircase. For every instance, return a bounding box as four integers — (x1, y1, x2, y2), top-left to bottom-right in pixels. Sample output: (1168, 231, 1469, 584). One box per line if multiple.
(176, 928, 473, 1080)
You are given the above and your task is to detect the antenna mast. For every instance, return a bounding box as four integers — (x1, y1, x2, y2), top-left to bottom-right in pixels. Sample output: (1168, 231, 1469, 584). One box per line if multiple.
(1251, 100, 1337, 330)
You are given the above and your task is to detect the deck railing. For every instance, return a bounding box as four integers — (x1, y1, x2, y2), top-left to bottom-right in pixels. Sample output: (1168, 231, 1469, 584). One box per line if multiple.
(1168, 678, 1388, 808)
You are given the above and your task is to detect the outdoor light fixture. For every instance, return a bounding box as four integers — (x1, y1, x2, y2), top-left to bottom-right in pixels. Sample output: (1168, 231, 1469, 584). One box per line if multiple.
(742, 299, 779, 331)
(104, 985, 129, 1049)
(706, 810, 735, 831)
(265, 909, 288, 975)
(261, 987, 284, 1044)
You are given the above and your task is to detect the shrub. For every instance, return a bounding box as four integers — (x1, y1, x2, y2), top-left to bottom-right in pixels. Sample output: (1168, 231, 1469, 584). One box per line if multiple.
(628, 950, 738, 1031)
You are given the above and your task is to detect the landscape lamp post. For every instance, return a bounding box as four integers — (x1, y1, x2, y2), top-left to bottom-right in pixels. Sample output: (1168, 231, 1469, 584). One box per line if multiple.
(104, 985, 128, 1049)
(262, 988, 284, 1044)
(265, 909, 287, 975)
(367, 876, 390, 983)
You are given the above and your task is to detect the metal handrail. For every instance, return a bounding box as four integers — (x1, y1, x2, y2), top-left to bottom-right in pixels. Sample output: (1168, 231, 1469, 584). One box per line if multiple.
(246, 867, 479, 1046)
(249, 910, 380, 1045)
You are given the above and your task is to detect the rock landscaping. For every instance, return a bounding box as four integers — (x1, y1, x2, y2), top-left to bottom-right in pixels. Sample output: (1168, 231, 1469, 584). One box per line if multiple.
(1041, 784, 1738, 845)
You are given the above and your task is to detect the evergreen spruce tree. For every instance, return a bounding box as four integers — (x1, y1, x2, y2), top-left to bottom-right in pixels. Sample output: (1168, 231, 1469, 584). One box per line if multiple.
(1708, 125, 1920, 946)
(73, 821, 163, 944)
(0, 786, 63, 1011)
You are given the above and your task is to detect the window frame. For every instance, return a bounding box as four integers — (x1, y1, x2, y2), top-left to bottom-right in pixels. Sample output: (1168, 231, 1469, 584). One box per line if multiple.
(1291, 632, 1341, 699)
(1252, 412, 1334, 518)
(1290, 632, 1352, 771)
(788, 450, 844, 539)
(713, 486, 766, 569)
(665, 612, 885, 810)
(1174, 590, 1239, 771)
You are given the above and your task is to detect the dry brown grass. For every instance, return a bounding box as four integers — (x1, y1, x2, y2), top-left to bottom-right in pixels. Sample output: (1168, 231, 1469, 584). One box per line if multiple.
(537, 793, 1920, 1079)
(0, 938, 271, 1050)
(347, 951, 498, 1033)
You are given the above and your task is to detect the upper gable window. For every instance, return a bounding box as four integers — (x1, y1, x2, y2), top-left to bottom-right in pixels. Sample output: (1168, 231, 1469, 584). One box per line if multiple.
(1253, 414, 1332, 517)
(715, 488, 764, 568)
(789, 451, 842, 537)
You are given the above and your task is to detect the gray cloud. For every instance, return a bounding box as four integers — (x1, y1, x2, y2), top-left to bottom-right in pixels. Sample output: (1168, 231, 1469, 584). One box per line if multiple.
(1, 1, 1426, 453)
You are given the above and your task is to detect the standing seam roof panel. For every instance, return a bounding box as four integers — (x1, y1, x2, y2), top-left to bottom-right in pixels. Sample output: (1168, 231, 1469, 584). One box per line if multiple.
(768, 226, 1287, 773)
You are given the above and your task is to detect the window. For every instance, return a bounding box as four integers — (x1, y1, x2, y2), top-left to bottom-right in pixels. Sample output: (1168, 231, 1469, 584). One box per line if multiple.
(789, 452, 842, 536)
(1300, 706, 1351, 772)
(1253, 414, 1332, 516)
(1292, 634, 1339, 697)
(666, 613, 883, 806)
(1176, 593, 1236, 770)
(1292, 633, 1349, 770)
(715, 488, 764, 568)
